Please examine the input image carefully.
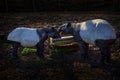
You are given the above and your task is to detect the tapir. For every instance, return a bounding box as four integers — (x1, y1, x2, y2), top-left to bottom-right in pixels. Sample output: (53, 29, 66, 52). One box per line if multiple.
(7, 27, 61, 60)
(58, 19, 116, 64)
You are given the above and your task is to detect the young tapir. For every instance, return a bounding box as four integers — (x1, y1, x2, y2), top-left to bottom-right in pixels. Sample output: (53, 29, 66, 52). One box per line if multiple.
(7, 27, 61, 60)
(58, 19, 116, 64)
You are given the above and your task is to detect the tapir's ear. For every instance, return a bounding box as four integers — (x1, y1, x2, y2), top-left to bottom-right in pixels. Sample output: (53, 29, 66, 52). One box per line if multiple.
(67, 23, 71, 27)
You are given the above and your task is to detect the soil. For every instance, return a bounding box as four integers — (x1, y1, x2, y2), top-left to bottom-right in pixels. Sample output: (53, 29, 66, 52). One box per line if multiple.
(0, 12, 120, 80)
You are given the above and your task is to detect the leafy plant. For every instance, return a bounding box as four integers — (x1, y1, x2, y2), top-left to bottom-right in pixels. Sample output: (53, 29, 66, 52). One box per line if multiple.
(21, 48, 36, 55)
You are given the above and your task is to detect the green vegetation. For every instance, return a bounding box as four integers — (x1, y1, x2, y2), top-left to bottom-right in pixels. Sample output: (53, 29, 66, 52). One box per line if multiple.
(21, 48, 36, 55)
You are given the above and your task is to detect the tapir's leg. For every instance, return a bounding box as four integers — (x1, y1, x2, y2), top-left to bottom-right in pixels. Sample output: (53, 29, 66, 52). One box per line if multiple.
(106, 47, 111, 63)
(99, 47, 111, 64)
(75, 32, 89, 59)
(79, 41, 89, 59)
(36, 42, 45, 59)
(12, 42, 20, 59)
(95, 39, 115, 64)
(99, 47, 106, 64)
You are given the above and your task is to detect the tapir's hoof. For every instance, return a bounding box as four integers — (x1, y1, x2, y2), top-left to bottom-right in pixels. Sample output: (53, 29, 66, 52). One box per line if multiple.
(12, 56, 21, 63)
(39, 55, 47, 60)
(81, 54, 88, 59)
(41, 57, 47, 60)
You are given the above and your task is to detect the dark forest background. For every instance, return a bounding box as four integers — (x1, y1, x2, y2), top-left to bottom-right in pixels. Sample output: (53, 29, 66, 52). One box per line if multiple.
(0, 0, 120, 12)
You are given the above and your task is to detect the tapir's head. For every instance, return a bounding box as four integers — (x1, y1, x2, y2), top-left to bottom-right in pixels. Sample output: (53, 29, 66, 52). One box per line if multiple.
(58, 23, 73, 35)
(48, 27, 61, 39)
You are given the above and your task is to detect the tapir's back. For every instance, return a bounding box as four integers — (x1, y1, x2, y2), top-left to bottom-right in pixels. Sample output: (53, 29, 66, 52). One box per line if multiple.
(7, 27, 26, 42)
(80, 19, 116, 45)
(93, 19, 116, 40)
(7, 27, 40, 47)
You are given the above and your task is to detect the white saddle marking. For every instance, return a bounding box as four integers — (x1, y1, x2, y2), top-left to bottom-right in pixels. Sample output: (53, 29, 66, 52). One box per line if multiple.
(79, 19, 116, 45)
(7, 27, 40, 47)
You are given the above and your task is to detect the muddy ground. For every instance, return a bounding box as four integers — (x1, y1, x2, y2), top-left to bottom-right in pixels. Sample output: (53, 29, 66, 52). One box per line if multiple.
(0, 12, 120, 80)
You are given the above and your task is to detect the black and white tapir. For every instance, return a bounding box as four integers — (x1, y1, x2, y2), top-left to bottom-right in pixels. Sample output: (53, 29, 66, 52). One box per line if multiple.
(7, 27, 61, 60)
(58, 19, 116, 64)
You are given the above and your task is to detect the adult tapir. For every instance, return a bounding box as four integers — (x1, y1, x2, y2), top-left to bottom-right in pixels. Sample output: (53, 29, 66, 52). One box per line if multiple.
(58, 19, 116, 64)
(7, 27, 61, 60)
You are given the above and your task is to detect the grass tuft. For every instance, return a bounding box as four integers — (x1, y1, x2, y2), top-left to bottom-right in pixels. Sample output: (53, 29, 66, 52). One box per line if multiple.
(21, 48, 36, 55)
